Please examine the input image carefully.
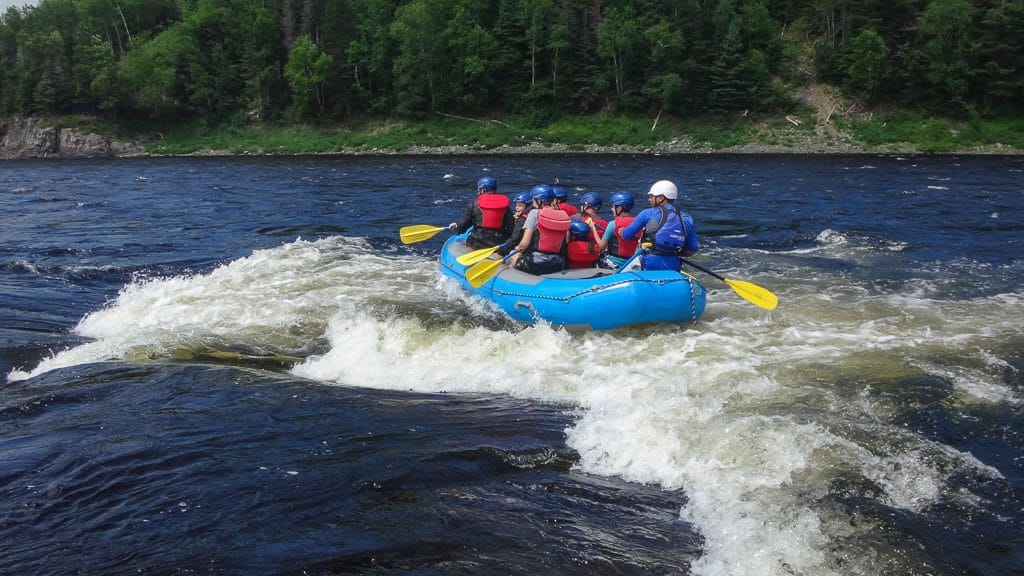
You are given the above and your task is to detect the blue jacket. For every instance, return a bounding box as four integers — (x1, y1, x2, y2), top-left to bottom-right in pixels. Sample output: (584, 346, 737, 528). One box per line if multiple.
(620, 204, 698, 271)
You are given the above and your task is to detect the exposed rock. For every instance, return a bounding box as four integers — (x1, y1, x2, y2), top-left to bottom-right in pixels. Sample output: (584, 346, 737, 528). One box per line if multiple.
(1, 117, 143, 159)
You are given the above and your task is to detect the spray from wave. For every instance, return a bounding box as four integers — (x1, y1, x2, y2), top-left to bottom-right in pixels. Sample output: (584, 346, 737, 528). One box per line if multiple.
(8, 233, 1022, 576)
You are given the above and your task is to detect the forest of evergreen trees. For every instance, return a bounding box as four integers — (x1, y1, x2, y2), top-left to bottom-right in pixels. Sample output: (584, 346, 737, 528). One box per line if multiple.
(1, 0, 1021, 126)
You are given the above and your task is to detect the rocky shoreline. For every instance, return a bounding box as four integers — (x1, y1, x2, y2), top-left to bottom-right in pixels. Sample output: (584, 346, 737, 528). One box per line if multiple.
(0, 117, 145, 159)
(2, 116, 1021, 159)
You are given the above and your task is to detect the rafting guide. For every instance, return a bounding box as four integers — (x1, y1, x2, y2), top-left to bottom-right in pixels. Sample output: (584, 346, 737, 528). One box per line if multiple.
(619, 180, 699, 271)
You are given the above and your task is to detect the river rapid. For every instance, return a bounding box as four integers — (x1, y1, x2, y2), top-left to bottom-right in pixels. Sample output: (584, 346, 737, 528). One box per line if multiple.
(1, 154, 1022, 576)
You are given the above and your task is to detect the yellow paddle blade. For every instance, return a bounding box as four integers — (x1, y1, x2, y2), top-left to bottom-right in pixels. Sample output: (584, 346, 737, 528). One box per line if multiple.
(466, 257, 504, 289)
(399, 224, 446, 244)
(724, 278, 778, 311)
(456, 244, 502, 266)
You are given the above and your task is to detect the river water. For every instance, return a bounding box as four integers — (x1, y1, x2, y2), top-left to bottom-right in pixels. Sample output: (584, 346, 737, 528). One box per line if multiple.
(1, 154, 1021, 576)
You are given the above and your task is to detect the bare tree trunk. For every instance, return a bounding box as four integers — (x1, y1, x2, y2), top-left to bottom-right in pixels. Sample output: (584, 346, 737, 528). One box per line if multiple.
(824, 10, 836, 49)
(613, 51, 623, 96)
(839, 1, 850, 48)
(301, 0, 316, 38)
(116, 4, 131, 42)
(552, 46, 558, 91)
(531, 45, 537, 86)
(281, 0, 295, 50)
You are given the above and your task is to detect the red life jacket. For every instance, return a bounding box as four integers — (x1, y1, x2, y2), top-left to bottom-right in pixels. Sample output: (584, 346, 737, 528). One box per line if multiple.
(477, 193, 510, 229)
(559, 203, 579, 217)
(612, 215, 640, 257)
(535, 207, 570, 254)
(566, 240, 600, 269)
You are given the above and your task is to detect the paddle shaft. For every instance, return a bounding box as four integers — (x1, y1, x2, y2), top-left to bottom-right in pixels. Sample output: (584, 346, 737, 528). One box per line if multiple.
(466, 250, 517, 288)
(456, 242, 507, 266)
(679, 258, 726, 282)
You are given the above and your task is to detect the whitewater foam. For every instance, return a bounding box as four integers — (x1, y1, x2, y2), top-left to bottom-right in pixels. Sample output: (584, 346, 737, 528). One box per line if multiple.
(8, 235, 1023, 576)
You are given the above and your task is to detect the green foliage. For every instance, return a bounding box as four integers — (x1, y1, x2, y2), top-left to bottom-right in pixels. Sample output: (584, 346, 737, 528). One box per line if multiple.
(709, 22, 751, 113)
(844, 29, 889, 102)
(118, 27, 186, 117)
(0, 0, 1022, 132)
(910, 0, 977, 116)
(389, 0, 448, 114)
(284, 35, 334, 119)
(976, 1, 1024, 108)
(685, 120, 747, 149)
(642, 73, 686, 114)
(848, 111, 1024, 151)
(140, 113, 833, 155)
(347, 0, 397, 114)
(740, 0, 783, 73)
(597, 6, 643, 102)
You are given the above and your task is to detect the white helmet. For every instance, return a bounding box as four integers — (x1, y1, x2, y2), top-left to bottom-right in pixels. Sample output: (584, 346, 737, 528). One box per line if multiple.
(648, 180, 678, 200)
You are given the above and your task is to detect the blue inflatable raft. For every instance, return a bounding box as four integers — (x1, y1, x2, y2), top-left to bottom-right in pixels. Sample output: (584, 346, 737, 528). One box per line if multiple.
(439, 232, 707, 330)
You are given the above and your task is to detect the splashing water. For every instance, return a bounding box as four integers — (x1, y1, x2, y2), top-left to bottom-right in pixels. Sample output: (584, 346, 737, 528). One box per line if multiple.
(10, 226, 1020, 576)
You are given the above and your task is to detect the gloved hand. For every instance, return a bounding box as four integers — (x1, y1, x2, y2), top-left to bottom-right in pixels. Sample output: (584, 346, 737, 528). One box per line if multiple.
(496, 244, 512, 256)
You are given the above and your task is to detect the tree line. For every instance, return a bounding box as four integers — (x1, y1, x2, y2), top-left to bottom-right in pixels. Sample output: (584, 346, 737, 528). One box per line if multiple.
(1, 0, 1021, 126)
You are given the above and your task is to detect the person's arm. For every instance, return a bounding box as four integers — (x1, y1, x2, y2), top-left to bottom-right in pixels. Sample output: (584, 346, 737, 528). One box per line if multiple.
(516, 227, 534, 252)
(449, 199, 476, 232)
(515, 210, 539, 252)
(682, 213, 698, 257)
(620, 210, 649, 240)
(594, 220, 614, 250)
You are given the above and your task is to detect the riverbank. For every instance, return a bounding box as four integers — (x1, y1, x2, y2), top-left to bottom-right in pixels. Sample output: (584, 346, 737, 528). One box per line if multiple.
(3, 109, 1023, 159)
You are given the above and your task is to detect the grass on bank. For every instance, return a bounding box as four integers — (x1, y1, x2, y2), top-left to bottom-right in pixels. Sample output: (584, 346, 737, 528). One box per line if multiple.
(843, 111, 1024, 153)
(139, 113, 782, 155)
(41, 110, 1024, 155)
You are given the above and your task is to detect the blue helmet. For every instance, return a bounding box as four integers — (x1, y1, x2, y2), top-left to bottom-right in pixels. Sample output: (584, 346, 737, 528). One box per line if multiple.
(552, 186, 568, 201)
(513, 191, 531, 204)
(477, 176, 497, 192)
(530, 184, 554, 203)
(610, 191, 635, 212)
(580, 192, 603, 211)
(569, 220, 591, 240)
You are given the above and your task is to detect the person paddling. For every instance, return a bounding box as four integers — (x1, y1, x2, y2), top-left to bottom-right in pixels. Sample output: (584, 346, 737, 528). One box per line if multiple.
(619, 180, 698, 271)
(449, 176, 514, 249)
(509, 185, 571, 274)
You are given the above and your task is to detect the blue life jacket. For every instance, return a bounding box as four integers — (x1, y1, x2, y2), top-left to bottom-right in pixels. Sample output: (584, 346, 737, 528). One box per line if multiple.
(645, 206, 687, 255)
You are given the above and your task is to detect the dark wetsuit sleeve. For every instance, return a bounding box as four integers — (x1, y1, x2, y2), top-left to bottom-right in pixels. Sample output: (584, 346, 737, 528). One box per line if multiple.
(455, 200, 477, 233)
(501, 208, 514, 238)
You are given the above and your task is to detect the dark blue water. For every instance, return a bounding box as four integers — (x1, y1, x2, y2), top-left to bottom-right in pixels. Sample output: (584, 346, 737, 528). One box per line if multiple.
(1, 155, 1022, 575)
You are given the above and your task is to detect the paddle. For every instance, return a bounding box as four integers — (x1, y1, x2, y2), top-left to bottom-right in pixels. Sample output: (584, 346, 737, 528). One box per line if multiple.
(466, 250, 517, 289)
(456, 242, 507, 266)
(400, 224, 448, 244)
(680, 258, 778, 311)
